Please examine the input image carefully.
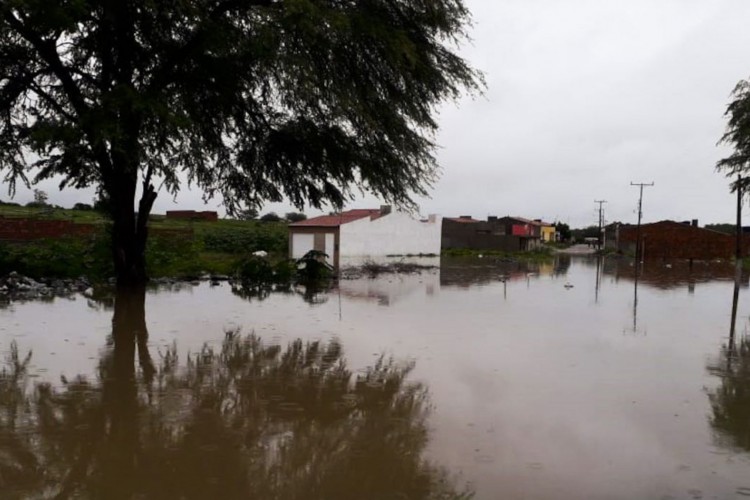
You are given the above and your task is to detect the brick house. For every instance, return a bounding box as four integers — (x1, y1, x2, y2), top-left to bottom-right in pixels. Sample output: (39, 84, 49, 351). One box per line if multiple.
(441, 216, 522, 252)
(496, 216, 547, 250)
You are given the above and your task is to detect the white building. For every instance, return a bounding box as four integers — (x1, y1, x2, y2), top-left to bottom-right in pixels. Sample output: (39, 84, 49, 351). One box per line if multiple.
(288, 206, 442, 268)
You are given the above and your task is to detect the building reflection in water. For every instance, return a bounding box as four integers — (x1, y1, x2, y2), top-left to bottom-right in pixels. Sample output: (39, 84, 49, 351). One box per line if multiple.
(0, 286, 471, 499)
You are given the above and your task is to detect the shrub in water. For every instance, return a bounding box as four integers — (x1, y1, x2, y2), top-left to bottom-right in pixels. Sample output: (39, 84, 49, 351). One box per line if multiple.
(273, 260, 296, 283)
(235, 255, 275, 285)
(296, 250, 333, 283)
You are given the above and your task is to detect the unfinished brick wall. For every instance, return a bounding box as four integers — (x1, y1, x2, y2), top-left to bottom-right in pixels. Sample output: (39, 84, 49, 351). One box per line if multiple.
(617, 221, 750, 260)
(0, 217, 193, 242)
(166, 210, 218, 222)
(0, 216, 96, 241)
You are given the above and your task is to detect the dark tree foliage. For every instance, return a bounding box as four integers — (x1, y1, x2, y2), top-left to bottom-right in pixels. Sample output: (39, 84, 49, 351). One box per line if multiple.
(259, 211, 282, 222)
(236, 207, 259, 220)
(717, 78, 750, 193)
(554, 222, 570, 241)
(285, 211, 307, 222)
(704, 223, 736, 235)
(0, 0, 481, 285)
(72, 202, 93, 210)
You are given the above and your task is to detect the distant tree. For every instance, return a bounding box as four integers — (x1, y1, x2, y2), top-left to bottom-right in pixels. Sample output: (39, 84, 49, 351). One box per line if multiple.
(717, 78, 750, 193)
(33, 189, 48, 205)
(285, 212, 307, 223)
(73, 202, 93, 211)
(555, 222, 571, 241)
(259, 212, 282, 223)
(236, 207, 259, 221)
(705, 223, 736, 235)
(25, 188, 49, 208)
(0, 1, 482, 286)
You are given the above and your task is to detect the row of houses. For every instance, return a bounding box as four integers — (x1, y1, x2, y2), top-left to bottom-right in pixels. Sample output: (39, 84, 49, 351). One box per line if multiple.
(288, 207, 556, 267)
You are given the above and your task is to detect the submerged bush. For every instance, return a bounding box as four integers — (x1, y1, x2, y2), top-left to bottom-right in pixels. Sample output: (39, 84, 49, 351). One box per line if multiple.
(235, 255, 275, 285)
(296, 250, 333, 283)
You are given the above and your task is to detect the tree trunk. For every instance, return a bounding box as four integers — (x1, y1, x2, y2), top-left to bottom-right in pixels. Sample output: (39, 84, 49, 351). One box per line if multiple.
(109, 172, 157, 287)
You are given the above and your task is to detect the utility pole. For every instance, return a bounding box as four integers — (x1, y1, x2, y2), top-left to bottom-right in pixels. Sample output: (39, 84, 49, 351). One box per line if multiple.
(730, 175, 742, 348)
(630, 182, 654, 265)
(594, 200, 607, 250)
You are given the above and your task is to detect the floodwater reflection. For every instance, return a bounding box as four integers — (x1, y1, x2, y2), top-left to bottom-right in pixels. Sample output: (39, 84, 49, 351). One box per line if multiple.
(5, 257, 750, 498)
(707, 333, 750, 453)
(0, 287, 470, 499)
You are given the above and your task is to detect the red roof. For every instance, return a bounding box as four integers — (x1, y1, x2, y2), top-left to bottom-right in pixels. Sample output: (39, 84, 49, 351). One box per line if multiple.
(289, 209, 382, 227)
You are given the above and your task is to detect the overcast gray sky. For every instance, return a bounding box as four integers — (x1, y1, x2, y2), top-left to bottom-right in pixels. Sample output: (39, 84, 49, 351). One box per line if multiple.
(8, 0, 750, 228)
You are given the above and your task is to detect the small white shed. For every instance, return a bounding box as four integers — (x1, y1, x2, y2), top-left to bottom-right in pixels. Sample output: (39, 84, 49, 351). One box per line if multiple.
(288, 206, 441, 268)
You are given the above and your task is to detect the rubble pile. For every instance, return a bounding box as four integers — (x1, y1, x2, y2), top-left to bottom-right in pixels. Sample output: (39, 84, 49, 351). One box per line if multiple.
(0, 272, 92, 301)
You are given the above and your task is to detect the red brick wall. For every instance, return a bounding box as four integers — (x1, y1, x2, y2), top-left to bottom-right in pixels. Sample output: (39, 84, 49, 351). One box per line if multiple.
(0, 216, 96, 241)
(166, 210, 218, 222)
(618, 221, 750, 260)
(0, 217, 193, 242)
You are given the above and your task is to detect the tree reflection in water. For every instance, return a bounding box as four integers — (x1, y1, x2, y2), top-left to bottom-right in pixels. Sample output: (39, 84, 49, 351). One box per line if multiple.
(230, 281, 331, 305)
(0, 286, 470, 499)
(707, 334, 750, 453)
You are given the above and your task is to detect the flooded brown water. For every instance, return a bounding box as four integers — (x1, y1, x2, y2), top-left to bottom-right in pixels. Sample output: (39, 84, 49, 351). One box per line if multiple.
(1, 256, 750, 499)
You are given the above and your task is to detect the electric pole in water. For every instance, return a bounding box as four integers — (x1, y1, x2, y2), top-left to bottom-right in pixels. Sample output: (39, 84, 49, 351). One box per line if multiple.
(630, 182, 654, 264)
(595, 200, 607, 250)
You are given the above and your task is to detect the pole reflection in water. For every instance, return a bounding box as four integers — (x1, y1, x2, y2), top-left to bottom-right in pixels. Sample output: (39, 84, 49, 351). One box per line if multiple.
(594, 256, 602, 304)
(707, 327, 750, 453)
(632, 263, 640, 334)
(730, 277, 741, 351)
(0, 287, 470, 499)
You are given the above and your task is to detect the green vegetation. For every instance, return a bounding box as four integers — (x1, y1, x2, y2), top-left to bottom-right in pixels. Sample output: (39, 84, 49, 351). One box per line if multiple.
(0, 206, 288, 281)
(0, 236, 111, 279)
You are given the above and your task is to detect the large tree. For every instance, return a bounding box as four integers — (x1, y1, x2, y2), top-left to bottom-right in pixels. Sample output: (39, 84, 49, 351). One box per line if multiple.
(0, 0, 481, 285)
(717, 78, 750, 193)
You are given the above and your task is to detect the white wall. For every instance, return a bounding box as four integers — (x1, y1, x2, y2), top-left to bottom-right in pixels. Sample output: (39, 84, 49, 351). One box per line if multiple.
(338, 212, 441, 258)
(324, 233, 334, 265)
(291, 233, 314, 259)
(291, 232, 335, 265)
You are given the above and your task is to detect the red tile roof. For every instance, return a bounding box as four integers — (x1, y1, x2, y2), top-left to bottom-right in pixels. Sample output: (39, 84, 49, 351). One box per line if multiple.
(289, 209, 382, 227)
